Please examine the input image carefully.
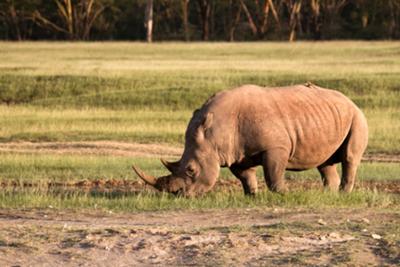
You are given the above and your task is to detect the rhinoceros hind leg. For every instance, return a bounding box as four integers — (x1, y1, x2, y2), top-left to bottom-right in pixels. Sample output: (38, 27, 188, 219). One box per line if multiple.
(261, 149, 289, 193)
(230, 166, 258, 195)
(340, 112, 368, 193)
(318, 164, 340, 191)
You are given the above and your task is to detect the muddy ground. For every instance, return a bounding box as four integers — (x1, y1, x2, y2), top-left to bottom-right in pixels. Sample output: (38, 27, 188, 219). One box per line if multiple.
(0, 142, 399, 266)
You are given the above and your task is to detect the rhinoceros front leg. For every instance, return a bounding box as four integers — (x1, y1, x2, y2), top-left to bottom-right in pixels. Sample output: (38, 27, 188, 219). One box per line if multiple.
(261, 149, 289, 193)
(229, 165, 258, 195)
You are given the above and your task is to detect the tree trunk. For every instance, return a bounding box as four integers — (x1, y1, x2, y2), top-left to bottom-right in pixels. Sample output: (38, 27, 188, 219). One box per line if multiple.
(181, 0, 190, 41)
(228, 0, 241, 41)
(8, 3, 22, 41)
(388, 0, 397, 38)
(310, 0, 321, 39)
(258, 0, 270, 38)
(145, 0, 153, 42)
(321, 0, 347, 39)
(287, 0, 302, 42)
(240, 0, 257, 36)
(32, 0, 104, 40)
(196, 0, 211, 41)
(240, 0, 280, 39)
(268, 0, 280, 29)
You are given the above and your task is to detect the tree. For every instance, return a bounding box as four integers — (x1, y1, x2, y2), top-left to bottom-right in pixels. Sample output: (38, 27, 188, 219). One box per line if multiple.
(0, 0, 37, 40)
(309, 0, 322, 39)
(227, 0, 241, 41)
(196, 0, 212, 40)
(1, 0, 22, 40)
(239, 0, 280, 39)
(33, 0, 105, 40)
(145, 0, 153, 42)
(1, 0, 400, 41)
(181, 0, 190, 41)
(284, 0, 302, 42)
(320, 0, 347, 39)
(388, 0, 400, 38)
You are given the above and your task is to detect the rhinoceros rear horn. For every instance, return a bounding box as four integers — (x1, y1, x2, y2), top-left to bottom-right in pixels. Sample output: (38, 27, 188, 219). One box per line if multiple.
(132, 165, 157, 186)
(160, 158, 180, 173)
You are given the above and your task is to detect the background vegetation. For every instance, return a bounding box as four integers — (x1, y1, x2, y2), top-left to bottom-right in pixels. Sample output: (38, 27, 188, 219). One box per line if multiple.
(1, 0, 400, 41)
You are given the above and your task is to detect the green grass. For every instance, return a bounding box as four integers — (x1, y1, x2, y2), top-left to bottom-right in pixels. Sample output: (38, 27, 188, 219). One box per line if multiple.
(0, 106, 189, 144)
(0, 188, 397, 212)
(0, 153, 398, 182)
(0, 150, 398, 212)
(0, 152, 398, 212)
(1, 72, 400, 109)
(0, 106, 398, 153)
(1, 42, 400, 110)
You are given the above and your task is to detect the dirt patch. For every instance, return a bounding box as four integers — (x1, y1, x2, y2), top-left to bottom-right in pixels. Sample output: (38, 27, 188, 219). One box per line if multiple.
(363, 153, 400, 163)
(0, 208, 398, 266)
(1, 141, 399, 163)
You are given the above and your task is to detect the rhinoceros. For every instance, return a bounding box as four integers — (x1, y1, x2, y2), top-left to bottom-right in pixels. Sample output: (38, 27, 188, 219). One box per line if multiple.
(132, 83, 368, 197)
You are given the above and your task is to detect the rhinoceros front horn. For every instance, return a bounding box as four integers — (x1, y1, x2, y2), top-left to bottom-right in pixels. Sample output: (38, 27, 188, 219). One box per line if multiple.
(131, 165, 157, 186)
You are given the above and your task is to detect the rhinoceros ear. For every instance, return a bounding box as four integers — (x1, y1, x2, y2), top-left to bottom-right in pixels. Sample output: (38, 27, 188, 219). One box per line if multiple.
(202, 112, 213, 130)
(160, 158, 180, 173)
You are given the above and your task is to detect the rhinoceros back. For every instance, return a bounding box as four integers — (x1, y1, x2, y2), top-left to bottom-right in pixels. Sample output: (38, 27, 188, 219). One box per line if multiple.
(203, 84, 362, 169)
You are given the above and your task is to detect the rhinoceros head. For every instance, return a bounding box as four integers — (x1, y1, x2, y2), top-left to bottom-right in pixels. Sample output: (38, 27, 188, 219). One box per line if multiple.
(132, 112, 220, 197)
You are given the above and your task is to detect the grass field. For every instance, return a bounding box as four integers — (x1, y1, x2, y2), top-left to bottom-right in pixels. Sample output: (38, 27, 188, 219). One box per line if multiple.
(0, 41, 399, 211)
(1, 42, 400, 152)
(0, 42, 400, 208)
(0, 42, 399, 265)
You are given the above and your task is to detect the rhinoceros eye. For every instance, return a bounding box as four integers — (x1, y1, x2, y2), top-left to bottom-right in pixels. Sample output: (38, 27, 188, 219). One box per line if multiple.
(185, 166, 195, 177)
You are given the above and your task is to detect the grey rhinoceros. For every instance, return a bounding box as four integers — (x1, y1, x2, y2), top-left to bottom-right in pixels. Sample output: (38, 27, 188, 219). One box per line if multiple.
(132, 83, 368, 197)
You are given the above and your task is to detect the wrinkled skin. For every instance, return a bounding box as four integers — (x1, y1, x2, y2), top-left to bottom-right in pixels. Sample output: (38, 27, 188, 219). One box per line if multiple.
(133, 83, 368, 197)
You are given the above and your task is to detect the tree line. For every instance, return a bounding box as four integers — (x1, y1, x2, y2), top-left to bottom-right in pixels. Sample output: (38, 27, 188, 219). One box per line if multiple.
(1, 0, 400, 41)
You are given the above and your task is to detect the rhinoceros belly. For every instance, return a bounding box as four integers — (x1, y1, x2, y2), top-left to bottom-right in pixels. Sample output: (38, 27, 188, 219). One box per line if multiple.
(285, 105, 352, 169)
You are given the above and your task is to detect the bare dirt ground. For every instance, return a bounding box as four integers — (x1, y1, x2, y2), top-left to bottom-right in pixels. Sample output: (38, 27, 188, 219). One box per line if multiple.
(0, 208, 399, 266)
(0, 142, 399, 266)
